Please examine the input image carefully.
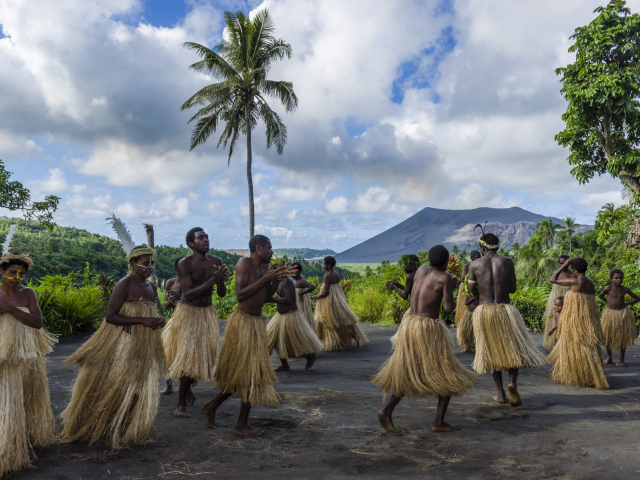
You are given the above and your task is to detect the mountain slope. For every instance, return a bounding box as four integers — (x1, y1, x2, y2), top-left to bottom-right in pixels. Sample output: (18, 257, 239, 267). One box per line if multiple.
(336, 207, 562, 263)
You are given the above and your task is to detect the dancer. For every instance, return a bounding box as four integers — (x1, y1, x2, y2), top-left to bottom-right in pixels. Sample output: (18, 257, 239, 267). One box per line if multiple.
(468, 230, 545, 406)
(598, 269, 639, 366)
(543, 254, 572, 351)
(385, 254, 420, 301)
(0, 253, 56, 478)
(160, 256, 183, 395)
(266, 271, 324, 371)
(455, 250, 481, 352)
(61, 246, 166, 448)
(314, 256, 368, 351)
(292, 262, 317, 331)
(202, 235, 293, 436)
(547, 257, 608, 389)
(547, 296, 564, 337)
(373, 245, 476, 433)
(163, 228, 230, 418)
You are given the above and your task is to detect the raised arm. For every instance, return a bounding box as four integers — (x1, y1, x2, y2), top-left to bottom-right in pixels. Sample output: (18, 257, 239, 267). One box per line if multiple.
(299, 279, 317, 295)
(624, 287, 640, 307)
(0, 288, 44, 329)
(551, 258, 578, 287)
(106, 279, 162, 329)
(212, 256, 228, 298)
(443, 273, 455, 314)
(235, 258, 290, 303)
(597, 285, 610, 304)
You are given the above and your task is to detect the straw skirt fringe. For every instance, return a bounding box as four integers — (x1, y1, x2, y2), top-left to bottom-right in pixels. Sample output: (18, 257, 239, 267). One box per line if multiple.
(60, 302, 166, 449)
(547, 292, 608, 389)
(267, 309, 324, 359)
(372, 314, 476, 400)
(543, 284, 569, 351)
(295, 288, 316, 332)
(162, 302, 219, 381)
(472, 303, 546, 374)
(215, 310, 278, 406)
(456, 310, 475, 352)
(315, 283, 369, 352)
(454, 286, 467, 325)
(0, 309, 57, 478)
(601, 307, 636, 350)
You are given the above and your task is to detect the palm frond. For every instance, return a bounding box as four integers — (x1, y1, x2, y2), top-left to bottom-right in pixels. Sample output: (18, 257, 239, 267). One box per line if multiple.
(184, 42, 239, 80)
(260, 79, 298, 112)
(257, 100, 287, 153)
(181, 81, 234, 111)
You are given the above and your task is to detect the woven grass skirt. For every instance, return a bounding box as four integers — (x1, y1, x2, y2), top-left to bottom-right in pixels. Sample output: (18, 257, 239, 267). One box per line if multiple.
(601, 307, 636, 350)
(163, 302, 219, 381)
(472, 303, 546, 374)
(60, 301, 166, 449)
(456, 310, 475, 353)
(543, 284, 569, 351)
(372, 314, 476, 400)
(267, 309, 324, 359)
(0, 309, 57, 478)
(315, 283, 369, 352)
(214, 310, 278, 406)
(547, 292, 608, 389)
(295, 288, 316, 332)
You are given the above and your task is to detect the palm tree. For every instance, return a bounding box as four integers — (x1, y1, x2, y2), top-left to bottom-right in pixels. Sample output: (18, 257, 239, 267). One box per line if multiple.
(516, 236, 558, 285)
(535, 218, 560, 250)
(559, 217, 579, 253)
(181, 10, 298, 238)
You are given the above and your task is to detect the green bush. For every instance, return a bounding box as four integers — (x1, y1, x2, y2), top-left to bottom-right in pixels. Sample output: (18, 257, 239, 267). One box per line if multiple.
(511, 297, 546, 332)
(35, 285, 105, 336)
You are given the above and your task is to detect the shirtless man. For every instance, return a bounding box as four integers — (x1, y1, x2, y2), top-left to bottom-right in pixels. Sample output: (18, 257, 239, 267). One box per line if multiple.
(163, 228, 230, 418)
(598, 269, 639, 366)
(373, 246, 476, 432)
(385, 254, 420, 301)
(468, 232, 545, 406)
(160, 256, 183, 395)
(203, 235, 293, 436)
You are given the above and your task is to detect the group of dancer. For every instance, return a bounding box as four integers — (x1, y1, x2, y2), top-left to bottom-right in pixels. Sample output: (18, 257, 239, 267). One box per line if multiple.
(1, 227, 637, 477)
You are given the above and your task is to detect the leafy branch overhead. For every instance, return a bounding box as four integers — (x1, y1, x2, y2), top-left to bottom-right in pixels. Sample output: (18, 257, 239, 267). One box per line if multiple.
(0, 160, 59, 229)
(555, 0, 640, 201)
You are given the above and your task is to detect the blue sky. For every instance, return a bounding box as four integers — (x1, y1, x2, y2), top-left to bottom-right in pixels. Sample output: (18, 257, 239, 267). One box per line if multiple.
(0, 0, 635, 251)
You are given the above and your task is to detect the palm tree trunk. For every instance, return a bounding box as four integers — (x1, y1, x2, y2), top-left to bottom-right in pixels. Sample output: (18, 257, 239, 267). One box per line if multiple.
(245, 102, 255, 239)
(569, 231, 572, 254)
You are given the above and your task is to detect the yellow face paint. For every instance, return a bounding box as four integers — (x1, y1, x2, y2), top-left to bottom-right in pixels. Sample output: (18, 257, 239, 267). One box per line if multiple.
(3, 268, 25, 281)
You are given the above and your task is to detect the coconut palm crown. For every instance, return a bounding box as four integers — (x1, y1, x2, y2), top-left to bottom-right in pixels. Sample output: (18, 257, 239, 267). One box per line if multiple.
(181, 9, 298, 238)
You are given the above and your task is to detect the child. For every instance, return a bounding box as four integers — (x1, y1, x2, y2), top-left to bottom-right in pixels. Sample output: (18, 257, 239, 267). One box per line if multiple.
(598, 269, 639, 366)
(547, 296, 564, 337)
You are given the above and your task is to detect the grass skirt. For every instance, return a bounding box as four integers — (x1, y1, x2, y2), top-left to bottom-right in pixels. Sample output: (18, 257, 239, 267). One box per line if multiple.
(454, 286, 467, 325)
(295, 288, 316, 332)
(601, 307, 636, 350)
(372, 314, 476, 400)
(547, 292, 608, 389)
(543, 284, 569, 351)
(214, 310, 278, 406)
(162, 302, 219, 381)
(456, 310, 475, 352)
(60, 302, 166, 449)
(472, 303, 546, 374)
(267, 309, 324, 359)
(0, 309, 57, 477)
(315, 284, 369, 352)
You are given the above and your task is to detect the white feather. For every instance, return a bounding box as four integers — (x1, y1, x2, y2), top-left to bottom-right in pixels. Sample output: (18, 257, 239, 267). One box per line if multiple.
(105, 211, 135, 254)
(2, 224, 16, 256)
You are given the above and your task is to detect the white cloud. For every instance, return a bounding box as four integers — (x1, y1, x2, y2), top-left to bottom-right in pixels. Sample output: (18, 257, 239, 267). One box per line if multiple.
(325, 196, 349, 214)
(35, 168, 69, 193)
(255, 224, 293, 239)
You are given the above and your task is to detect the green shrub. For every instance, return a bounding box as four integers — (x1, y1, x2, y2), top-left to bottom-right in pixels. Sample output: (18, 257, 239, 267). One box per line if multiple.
(511, 297, 546, 332)
(35, 285, 105, 336)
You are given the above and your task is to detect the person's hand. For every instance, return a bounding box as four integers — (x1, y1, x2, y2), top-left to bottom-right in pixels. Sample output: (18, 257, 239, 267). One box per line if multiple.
(562, 258, 573, 268)
(211, 265, 232, 284)
(155, 317, 166, 329)
(0, 302, 12, 314)
(265, 263, 294, 282)
(385, 281, 395, 291)
(140, 318, 156, 329)
(548, 327, 557, 336)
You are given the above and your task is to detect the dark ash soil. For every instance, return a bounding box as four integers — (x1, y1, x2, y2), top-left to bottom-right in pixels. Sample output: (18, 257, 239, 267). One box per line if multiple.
(19, 322, 640, 480)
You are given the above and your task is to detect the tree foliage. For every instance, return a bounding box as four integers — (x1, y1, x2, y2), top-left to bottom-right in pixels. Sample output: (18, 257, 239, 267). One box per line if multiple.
(555, 1, 640, 199)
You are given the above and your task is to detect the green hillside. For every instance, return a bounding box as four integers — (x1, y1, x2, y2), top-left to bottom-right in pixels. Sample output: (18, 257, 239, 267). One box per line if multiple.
(0, 218, 242, 282)
(274, 248, 335, 259)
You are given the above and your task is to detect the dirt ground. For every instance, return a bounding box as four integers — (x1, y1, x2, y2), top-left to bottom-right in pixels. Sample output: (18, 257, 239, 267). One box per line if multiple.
(19, 322, 640, 480)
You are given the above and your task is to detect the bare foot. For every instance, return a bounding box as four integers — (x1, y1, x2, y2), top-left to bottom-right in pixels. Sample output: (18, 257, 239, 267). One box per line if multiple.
(493, 396, 508, 404)
(201, 404, 217, 429)
(377, 410, 397, 432)
(507, 384, 522, 407)
(174, 405, 191, 418)
(275, 364, 291, 372)
(186, 389, 196, 406)
(234, 424, 264, 437)
(603, 357, 612, 365)
(616, 361, 627, 367)
(432, 422, 459, 432)
(305, 354, 316, 370)
(160, 383, 173, 395)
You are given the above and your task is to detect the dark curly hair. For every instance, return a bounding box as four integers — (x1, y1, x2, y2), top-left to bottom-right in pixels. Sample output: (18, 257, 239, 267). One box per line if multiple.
(429, 245, 449, 269)
(572, 257, 588, 273)
(324, 256, 336, 267)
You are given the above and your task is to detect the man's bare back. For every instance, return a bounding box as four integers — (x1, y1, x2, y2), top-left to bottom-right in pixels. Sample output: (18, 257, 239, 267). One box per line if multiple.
(275, 277, 298, 315)
(410, 266, 455, 319)
(468, 253, 516, 305)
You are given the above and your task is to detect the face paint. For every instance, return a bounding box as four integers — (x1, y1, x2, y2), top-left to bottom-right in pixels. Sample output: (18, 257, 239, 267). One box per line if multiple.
(135, 264, 152, 270)
(3, 269, 25, 281)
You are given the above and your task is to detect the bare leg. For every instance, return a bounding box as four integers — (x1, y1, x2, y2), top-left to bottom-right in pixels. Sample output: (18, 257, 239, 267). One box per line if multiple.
(305, 353, 316, 370)
(616, 348, 626, 367)
(275, 358, 290, 372)
(507, 368, 521, 407)
(234, 400, 264, 436)
(378, 394, 402, 432)
(186, 382, 196, 406)
(432, 395, 459, 432)
(160, 379, 173, 395)
(201, 391, 233, 429)
(175, 377, 192, 418)
(603, 349, 612, 364)
(492, 371, 507, 403)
